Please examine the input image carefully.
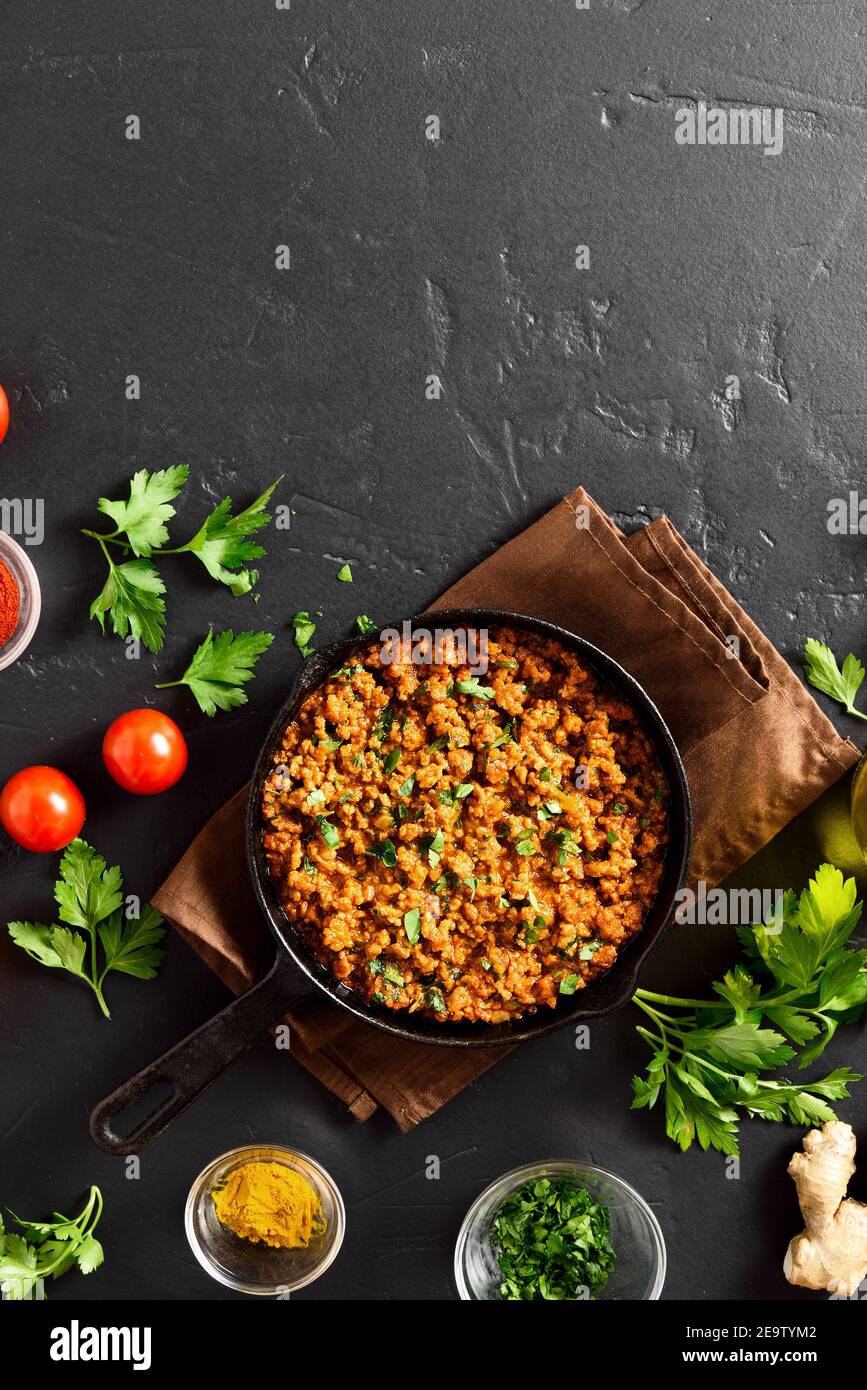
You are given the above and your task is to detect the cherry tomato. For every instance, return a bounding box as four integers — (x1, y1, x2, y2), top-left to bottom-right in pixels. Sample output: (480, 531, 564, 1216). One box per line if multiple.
(102, 709, 188, 795)
(0, 766, 86, 852)
(0, 385, 8, 445)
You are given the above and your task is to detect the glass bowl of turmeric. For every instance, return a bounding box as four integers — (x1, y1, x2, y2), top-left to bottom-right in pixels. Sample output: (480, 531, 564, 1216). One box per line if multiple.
(0, 531, 41, 671)
(185, 1144, 346, 1296)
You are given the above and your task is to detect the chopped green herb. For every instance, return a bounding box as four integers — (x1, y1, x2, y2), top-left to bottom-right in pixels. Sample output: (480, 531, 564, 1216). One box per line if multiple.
(291, 611, 316, 657)
(355, 614, 377, 635)
(315, 815, 340, 848)
(335, 563, 353, 583)
(539, 768, 552, 782)
(397, 774, 415, 797)
(420, 829, 445, 868)
(403, 908, 421, 945)
(653, 786, 664, 803)
(428, 735, 449, 752)
(493, 657, 518, 669)
(490, 1177, 615, 1301)
(579, 941, 602, 961)
(606, 830, 619, 845)
(559, 974, 580, 995)
(306, 788, 326, 807)
(383, 748, 400, 775)
(367, 838, 397, 868)
(425, 985, 447, 1014)
(303, 856, 317, 876)
(464, 877, 477, 901)
(456, 678, 495, 701)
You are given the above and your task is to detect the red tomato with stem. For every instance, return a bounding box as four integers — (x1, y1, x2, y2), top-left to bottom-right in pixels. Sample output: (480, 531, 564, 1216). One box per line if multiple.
(0, 385, 9, 445)
(0, 766, 86, 852)
(102, 709, 188, 795)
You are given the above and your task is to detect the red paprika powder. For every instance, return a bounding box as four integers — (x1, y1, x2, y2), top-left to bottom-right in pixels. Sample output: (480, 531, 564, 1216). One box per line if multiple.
(0, 558, 20, 646)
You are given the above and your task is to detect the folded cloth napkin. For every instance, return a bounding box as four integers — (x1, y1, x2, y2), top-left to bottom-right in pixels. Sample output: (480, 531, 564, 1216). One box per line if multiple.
(152, 487, 858, 1130)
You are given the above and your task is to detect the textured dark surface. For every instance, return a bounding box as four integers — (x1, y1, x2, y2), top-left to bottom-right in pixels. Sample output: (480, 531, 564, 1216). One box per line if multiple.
(1, 0, 866, 1301)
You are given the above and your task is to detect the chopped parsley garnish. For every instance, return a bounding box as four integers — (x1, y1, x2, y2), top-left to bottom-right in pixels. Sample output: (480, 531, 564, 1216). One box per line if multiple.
(369, 958, 404, 986)
(490, 1177, 615, 1301)
(403, 908, 421, 945)
(303, 855, 317, 876)
(306, 788, 326, 807)
(291, 611, 316, 657)
(489, 723, 512, 749)
(539, 768, 551, 782)
(606, 830, 619, 845)
(463, 876, 477, 901)
(493, 657, 518, 669)
(336, 563, 353, 582)
(355, 614, 377, 635)
(383, 748, 401, 774)
(425, 985, 447, 1014)
(440, 783, 472, 805)
(559, 974, 580, 995)
(315, 815, 339, 848)
(456, 678, 495, 701)
(367, 837, 397, 867)
(612, 802, 625, 814)
(420, 829, 445, 868)
(579, 941, 602, 961)
(427, 735, 449, 752)
(397, 773, 415, 797)
(515, 834, 536, 857)
(373, 706, 394, 741)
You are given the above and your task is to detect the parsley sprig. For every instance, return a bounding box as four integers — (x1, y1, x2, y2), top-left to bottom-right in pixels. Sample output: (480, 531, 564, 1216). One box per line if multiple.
(7, 840, 165, 1018)
(157, 628, 274, 715)
(803, 639, 867, 721)
(631, 864, 867, 1156)
(83, 468, 280, 652)
(0, 1186, 104, 1300)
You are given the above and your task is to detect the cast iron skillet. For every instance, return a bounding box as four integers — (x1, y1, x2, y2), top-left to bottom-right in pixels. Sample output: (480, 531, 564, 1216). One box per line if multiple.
(90, 609, 692, 1155)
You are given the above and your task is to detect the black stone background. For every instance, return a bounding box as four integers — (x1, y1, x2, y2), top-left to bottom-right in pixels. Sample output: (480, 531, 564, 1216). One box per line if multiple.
(1, 0, 866, 1301)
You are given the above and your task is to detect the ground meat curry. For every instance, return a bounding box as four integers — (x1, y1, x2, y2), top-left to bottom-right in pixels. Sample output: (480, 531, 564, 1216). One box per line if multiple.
(261, 626, 668, 1025)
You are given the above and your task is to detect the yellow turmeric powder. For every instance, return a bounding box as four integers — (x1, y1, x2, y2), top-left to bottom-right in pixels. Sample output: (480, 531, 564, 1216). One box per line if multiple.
(212, 1160, 326, 1249)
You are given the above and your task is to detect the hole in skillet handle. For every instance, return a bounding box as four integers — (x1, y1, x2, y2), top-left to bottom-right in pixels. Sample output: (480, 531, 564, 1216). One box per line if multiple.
(88, 954, 308, 1156)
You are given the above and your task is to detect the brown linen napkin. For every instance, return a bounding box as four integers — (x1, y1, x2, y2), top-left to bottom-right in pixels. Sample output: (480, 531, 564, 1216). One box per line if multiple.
(152, 487, 858, 1130)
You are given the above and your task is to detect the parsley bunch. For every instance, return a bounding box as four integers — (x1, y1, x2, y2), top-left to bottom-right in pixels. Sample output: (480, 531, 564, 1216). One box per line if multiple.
(632, 865, 867, 1156)
(8, 839, 165, 1018)
(83, 467, 280, 652)
(490, 1177, 615, 1301)
(0, 1187, 104, 1300)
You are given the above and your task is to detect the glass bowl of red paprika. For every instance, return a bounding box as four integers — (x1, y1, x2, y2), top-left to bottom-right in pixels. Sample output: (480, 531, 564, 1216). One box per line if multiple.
(0, 531, 41, 671)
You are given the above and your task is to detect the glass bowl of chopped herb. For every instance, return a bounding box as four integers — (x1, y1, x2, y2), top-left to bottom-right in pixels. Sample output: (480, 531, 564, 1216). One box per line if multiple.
(454, 1160, 665, 1300)
(185, 1144, 346, 1295)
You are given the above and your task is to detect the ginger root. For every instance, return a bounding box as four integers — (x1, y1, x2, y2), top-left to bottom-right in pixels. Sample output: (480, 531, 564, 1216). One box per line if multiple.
(784, 1121, 867, 1296)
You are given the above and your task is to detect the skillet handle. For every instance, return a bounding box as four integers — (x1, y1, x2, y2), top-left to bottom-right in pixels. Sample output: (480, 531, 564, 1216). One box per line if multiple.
(89, 956, 307, 1156)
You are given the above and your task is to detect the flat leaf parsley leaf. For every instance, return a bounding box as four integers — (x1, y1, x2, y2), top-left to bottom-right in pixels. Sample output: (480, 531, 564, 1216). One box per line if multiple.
(803, 639, 867, 721)
(7, 840, 165, 1018)
(157, 629, 274, 716)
